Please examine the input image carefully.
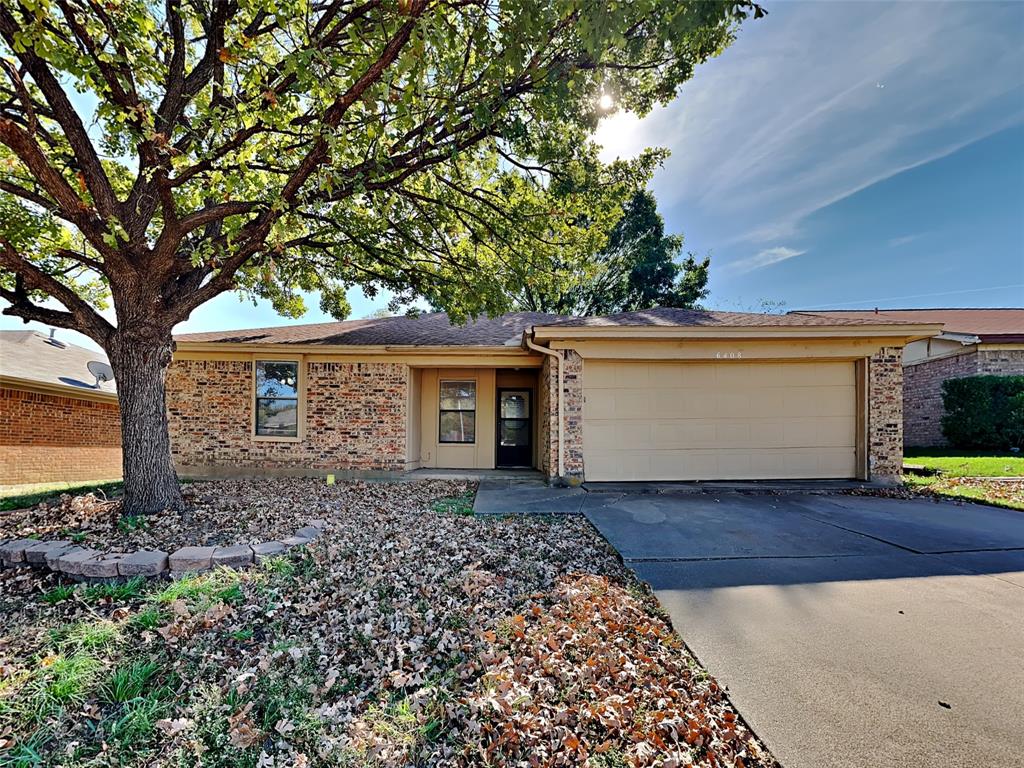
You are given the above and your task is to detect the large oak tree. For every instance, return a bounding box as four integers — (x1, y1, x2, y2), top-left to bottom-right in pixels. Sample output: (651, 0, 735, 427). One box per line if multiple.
(0, 0, 762, 513)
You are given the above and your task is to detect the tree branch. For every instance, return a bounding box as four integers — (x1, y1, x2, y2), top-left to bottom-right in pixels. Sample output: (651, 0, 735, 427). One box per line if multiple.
(0, 6, 120, 219)
(0, 240, 114, 343)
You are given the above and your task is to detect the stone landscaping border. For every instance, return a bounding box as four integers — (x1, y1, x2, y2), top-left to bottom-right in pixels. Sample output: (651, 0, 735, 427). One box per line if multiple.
(0, 518, 326, 582)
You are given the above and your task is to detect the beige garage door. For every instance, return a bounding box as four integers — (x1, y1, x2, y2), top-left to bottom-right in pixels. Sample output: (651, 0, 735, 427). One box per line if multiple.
(583, 360, 858, 481)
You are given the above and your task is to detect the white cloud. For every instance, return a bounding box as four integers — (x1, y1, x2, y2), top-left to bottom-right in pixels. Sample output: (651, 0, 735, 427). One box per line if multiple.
(888, 233, 924, 248)
(594, 1, 1024, 249)
(722, 246, 806, 275)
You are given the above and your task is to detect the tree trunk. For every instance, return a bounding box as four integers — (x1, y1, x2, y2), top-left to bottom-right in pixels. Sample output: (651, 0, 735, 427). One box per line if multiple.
(107, 328, 185, 514)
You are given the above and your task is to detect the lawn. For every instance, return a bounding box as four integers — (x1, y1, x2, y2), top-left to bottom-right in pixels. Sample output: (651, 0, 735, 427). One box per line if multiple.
(0, 479, 774, 768)
(903, 448, 1024, 477)
(904, 475, 1024, 512)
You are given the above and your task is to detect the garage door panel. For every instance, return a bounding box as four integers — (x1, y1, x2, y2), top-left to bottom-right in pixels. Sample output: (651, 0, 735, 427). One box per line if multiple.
(587, 420, 651, 447)
(649, 420, 716, 449)
(782, 417, 856, 447)
(582, 360, 858, 481)
(582, 389, 615, 419)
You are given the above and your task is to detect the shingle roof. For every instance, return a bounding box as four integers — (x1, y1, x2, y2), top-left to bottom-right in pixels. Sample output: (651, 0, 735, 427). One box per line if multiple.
(174, 311, 567, 346)
(0, 330, 116, 394)
(538, 307, 925, 328)
(796, 308, 1024, 341)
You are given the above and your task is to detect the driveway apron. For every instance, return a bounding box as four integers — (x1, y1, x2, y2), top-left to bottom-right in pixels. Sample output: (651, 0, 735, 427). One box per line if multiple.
(583, 491, 1024, 768)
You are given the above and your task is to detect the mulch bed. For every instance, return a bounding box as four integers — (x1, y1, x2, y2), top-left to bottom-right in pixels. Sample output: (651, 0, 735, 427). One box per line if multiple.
(0, 478, 775, 767)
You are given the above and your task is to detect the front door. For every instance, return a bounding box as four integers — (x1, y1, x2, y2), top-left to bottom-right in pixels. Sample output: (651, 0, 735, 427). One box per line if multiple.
(496, 389, 532, 467)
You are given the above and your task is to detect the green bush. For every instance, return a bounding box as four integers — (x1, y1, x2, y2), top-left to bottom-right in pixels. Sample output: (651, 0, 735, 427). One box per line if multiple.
(941, 375, 1024, 449)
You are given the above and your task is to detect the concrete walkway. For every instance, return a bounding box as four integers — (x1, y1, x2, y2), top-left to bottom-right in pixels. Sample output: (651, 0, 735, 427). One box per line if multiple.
(582, 491, 1024, 768)
(472, 476, 586, 515)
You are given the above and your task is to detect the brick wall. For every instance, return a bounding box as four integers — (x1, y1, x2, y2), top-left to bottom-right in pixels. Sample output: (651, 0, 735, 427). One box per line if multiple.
(903, 350, 978, 447)
(166, 358, 408, 474)
(976, 348, 1024, 375)
(867, 347, 904, 484)
(538, 355, 553, 476)
(903, 346, 1024, 447)
(562, 351, 585, 479)
(537, 350, 584, 482)
(0, 387, 122, 485)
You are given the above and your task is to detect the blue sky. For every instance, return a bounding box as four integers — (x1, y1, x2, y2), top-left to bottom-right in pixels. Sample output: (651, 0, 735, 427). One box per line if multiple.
(595, 0, 1024, 313)
(3, 0, 1023, 353)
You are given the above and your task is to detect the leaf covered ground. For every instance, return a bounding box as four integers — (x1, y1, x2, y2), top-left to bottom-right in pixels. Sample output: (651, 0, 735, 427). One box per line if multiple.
(0, 480, 327, 550)
(1, 479, 775, 768)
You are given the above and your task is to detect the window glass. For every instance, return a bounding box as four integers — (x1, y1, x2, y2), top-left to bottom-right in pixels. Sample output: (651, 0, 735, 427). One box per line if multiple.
(256, 399, 298, 437)
(500, 391, 529, 418)
(439, 380, 476, 443)
(440, 411, 476, 443)
(500, 419, 529, 446)
(440, 380, 475, 410)
(256, 361, 298, 397)
(255, 360, 299, 437)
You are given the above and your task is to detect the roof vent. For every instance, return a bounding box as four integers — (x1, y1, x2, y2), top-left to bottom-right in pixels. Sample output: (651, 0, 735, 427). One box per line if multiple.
(43, 328, 67, 349)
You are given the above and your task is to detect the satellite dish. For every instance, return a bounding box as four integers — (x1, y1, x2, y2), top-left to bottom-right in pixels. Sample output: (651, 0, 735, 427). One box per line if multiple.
(87, 360, 115, 388)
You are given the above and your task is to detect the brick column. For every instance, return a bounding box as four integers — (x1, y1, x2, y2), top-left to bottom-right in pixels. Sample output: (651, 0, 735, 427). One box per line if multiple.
(537, 349, 584, 483)
(868, 347, 904, 484)
(562, 350, 584, 481)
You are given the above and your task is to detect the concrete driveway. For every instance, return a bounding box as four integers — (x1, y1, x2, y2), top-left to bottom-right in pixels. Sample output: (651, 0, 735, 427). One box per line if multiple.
(583, 491, 1024, 768)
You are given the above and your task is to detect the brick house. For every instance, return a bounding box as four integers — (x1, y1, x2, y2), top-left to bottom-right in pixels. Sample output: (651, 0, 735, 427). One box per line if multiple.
(169, 308, 940, 484)
(801, 309, 1024, 447)
(0, 330, 122, 486)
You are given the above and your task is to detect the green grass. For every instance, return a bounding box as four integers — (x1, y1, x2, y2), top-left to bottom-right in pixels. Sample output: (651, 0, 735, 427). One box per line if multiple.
(904, 448, 1024, 477)
(81, 576, 146, 604)
(62, 619, 121, 651)
(102, 660, 161, 703)
(905, 475, 1024, 512)
(128, 605, 169, 631)
(104, 693, 168, 746)
(41, 584, 76, 604)
(117, 514, 149, 533)
(0, 480, 122, 511)
(430, 490, 476, 516)
(28, 652, 103, 715)
(151, 568, 243, 612)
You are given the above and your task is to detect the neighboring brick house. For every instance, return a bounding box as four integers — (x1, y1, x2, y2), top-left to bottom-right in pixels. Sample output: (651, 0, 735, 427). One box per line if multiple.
(801, 309, 1024, 447)
(170, 308, 939, 484)
(0, 331, 122, 486)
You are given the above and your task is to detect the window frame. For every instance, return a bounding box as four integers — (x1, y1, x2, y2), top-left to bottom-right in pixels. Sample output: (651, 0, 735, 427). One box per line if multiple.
(438, 378, 477, 445)
(251, 355, 304, 442)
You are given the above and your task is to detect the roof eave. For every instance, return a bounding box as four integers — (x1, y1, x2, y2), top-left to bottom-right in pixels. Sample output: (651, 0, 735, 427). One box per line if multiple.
(173, 341, 542, 355)
(0, 374, 118, 402)
(978, 334, 1024, 344)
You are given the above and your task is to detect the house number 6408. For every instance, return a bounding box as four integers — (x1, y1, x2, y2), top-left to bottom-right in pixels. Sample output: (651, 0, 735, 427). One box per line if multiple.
(715, 351, 743, 359)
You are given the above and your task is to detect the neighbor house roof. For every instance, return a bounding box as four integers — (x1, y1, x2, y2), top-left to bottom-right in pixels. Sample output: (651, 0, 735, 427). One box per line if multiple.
(0, 330, 116, 397)
(795, 308, 1024, 343)
(174, 311, 566, 347)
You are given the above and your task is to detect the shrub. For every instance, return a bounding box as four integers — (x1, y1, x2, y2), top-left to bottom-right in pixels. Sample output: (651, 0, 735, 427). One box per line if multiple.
(941, 375, 1024, 449)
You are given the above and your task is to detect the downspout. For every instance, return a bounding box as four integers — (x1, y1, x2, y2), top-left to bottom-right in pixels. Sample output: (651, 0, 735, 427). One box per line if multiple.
(524, 331, 564, 480)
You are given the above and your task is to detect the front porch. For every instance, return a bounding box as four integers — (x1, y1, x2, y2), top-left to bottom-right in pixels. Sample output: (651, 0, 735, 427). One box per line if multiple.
(407, 365, 546, 472)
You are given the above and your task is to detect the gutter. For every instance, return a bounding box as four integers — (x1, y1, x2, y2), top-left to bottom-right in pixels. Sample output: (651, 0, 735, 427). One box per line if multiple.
(0, 374, 118, 403)
(524, 331, 563, 479)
